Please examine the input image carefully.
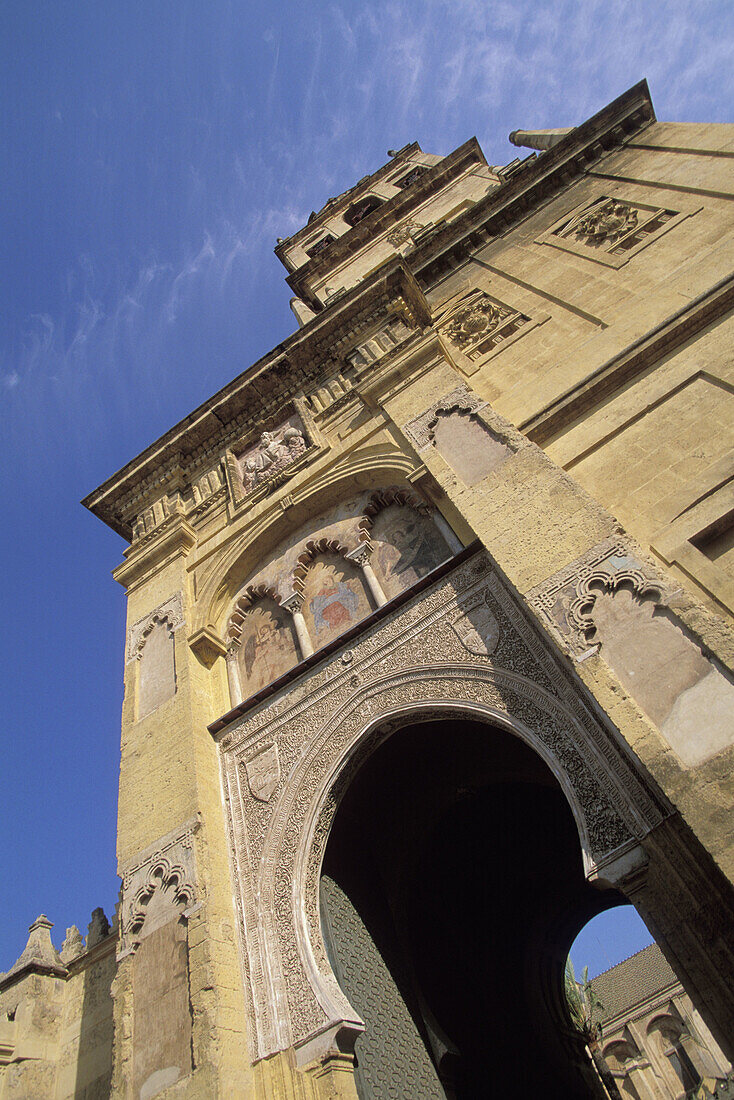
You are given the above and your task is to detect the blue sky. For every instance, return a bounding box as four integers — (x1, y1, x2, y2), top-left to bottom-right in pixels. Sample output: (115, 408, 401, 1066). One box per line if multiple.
(1, 0, 731, 973)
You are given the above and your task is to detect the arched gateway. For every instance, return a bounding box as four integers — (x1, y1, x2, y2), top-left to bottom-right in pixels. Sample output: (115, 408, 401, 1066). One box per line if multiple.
(213, 548, 734, 1096)
(12, 81, 726, 1100)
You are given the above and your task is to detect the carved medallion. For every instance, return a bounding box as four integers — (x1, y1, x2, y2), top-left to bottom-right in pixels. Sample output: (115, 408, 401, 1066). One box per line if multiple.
(451, 600, 500, 655)
(443, 298, 510, 349)
(560, 198, 639, 247)
(243, 743, 280, 802)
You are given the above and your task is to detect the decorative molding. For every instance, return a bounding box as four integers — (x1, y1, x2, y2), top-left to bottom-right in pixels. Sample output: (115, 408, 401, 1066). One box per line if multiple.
(528, 538, 671, 657)
(119, 820, 199, 953)
(522, 274, 734, 445)
(344, 314, 413, 372)
(240, 744, 280, 803)
(215, 549, 666, 1061)
(127, 592, 184, 663)
(403, 384, 484, 451)
(439, 290, 529, 362)
(386, 221, 424, 249)
(188, 626, 227, 667)
(537, 194, 694, 269)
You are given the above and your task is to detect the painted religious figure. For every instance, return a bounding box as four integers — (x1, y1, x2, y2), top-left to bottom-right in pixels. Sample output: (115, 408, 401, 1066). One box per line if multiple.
(371, 505, 451, 599)
(302, 556, 372, 648)
(236, 601, 299, 695)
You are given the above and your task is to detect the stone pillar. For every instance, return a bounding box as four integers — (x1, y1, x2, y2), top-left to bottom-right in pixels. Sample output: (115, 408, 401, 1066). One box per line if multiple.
(432, 510, 463, 555)
(283, 593, 314, 658)
(226, 648, 243, 707)
(346, 544, 388, 607)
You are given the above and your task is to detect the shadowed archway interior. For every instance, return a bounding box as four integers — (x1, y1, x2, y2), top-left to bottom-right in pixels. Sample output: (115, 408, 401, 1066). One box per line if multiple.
(320, 717, 624, 1099)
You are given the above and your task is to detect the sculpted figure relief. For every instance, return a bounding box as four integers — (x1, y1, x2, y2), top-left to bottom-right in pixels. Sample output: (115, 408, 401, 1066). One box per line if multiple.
(241, 422, 306, 491)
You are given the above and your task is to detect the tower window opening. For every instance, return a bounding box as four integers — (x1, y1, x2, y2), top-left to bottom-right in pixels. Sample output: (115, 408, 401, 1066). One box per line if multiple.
(344, 195, 383, 226)
(396, 165, 428, 188)
(306, 234, 336, 259)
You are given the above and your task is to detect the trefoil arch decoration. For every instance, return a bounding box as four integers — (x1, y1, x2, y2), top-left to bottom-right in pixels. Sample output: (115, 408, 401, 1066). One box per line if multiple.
(568, 568, 663, 641)
(126, 592, 184, 664)
(124, 856, 196, 949)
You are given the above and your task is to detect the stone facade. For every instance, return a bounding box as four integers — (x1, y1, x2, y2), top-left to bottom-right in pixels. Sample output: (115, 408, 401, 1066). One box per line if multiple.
(4, 81, 734, 1097)
(590, 944, 733, 1098)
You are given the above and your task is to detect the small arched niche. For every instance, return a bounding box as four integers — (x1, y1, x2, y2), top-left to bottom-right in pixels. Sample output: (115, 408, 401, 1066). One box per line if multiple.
(233, 597, 299, 697)
(300, 553, 374, 649)
(137, 618, 176, 720)
(582, 581, 734, 766)
(344, 195, 383, 227)
(369, 503, 452, 600)
(430, 408, 512, 486)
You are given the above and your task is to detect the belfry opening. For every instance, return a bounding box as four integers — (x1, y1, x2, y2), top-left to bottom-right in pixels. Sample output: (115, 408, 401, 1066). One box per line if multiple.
(320, 716, 622, 1099)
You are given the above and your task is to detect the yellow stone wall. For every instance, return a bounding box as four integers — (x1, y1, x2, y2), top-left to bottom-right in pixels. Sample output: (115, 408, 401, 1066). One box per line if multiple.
(11, 100, 727, 1098)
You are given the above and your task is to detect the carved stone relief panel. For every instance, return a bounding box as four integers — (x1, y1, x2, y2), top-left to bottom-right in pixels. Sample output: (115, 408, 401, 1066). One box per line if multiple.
(216, 551, 665, 1062)
(439, 290, 529, 362)
(530, 538, 734, 766)
(238, 416, 308, 493)
(404, 385, 514, 485)
(538, 196, 691, 268)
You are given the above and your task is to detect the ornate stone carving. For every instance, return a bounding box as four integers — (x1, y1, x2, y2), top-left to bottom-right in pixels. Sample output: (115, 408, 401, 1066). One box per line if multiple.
(119, 821, 198, 953)
(240, 421, 307, 492)
(450, 592, 500, 655)
(528, 538, 664, 655)
(240, 743, 280, 803)
(403, 385, 484, 451)
(563, 198, 639, 246)
(126, 592, 184, 663)
(345, 316, 412, 371)
(215, 550, 666, 1062)
(386, 221, 423, 248)
(442, 296, 511, 349)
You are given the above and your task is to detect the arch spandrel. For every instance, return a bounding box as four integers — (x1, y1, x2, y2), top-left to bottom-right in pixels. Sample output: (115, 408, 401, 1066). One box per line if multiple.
(215, 550, 666, 1062)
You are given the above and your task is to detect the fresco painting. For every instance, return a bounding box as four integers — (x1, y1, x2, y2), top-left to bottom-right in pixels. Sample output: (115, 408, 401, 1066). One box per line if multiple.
(301, 555, 373, 649)
(236, 600, 299, 696)
(371, 505, 451, 599)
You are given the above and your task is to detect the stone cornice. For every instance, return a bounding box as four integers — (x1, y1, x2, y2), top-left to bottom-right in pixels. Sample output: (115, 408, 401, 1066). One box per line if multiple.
(409, 79, 655, 290)
(84, 80, 655, 542)
(112, 514, 197, 590)
(84, 265, 430, 538)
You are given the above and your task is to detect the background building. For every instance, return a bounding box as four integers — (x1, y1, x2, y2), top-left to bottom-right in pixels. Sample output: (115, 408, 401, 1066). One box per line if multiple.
(591, 945, 732, 1099)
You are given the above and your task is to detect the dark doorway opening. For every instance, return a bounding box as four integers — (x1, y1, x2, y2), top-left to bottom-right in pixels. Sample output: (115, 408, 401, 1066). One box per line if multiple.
(321, 716, 624, 1099)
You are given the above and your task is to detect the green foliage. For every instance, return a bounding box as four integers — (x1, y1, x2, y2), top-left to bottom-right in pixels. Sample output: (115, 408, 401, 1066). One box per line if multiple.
(565, 957, 604, 1045)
